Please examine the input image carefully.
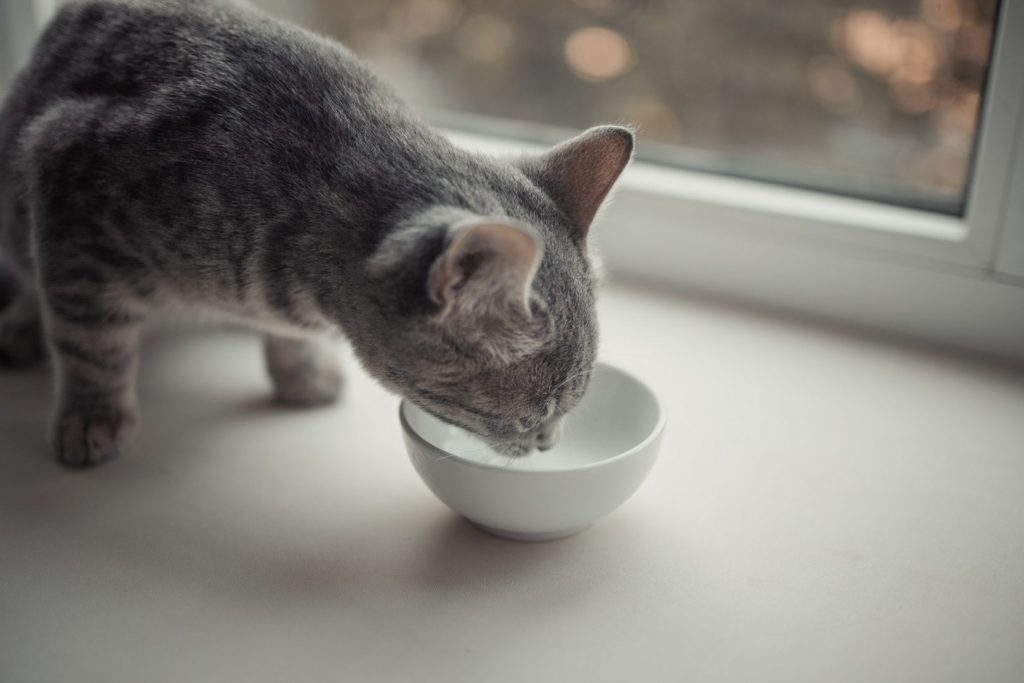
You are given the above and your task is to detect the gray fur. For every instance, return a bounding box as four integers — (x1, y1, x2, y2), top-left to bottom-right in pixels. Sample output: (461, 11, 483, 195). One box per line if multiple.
(0, 0, 633, 465)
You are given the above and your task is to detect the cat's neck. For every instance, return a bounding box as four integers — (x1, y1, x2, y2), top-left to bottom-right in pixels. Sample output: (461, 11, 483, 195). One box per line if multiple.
(252, 123, 499, 337)
(256, 191, 428, 336)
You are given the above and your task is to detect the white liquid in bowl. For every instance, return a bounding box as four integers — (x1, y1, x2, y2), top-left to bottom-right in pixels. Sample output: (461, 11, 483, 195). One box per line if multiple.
(437, 424, 609, 471)
(408, 364, 662, 473)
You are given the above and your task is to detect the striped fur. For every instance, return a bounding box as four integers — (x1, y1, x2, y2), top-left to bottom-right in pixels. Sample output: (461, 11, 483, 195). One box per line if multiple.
(0, 0, 632, 465)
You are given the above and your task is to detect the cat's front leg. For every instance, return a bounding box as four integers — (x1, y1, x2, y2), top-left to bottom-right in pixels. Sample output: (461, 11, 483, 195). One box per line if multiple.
(40, 288, 144, 467)
(264, 334, 342, 407)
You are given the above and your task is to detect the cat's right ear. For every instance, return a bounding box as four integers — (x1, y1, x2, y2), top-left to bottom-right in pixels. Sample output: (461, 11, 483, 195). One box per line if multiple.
(518, 125, 634, 240)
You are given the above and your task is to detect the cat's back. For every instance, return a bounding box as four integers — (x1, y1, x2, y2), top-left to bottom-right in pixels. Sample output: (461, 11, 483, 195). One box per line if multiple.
(14, 0, 385, 119)
(0, 0, 437, 278)
(0, 0, 428, 236)
(3, 0, 415, 183)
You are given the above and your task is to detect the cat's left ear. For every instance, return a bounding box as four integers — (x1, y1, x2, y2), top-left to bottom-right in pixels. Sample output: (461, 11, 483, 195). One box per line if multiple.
(428, 220, 542, 320)
(520, 125, 634, 239)
(427, 219, 550, 363)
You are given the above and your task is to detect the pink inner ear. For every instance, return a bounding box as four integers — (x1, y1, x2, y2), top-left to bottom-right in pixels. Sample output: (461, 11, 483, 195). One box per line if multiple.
(427, 220, 543, 319)
(540, 126, 634, 238)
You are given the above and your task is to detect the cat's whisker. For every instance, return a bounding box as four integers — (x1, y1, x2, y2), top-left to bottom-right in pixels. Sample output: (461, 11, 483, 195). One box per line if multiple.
(550, 369, 593, 394)
(430, 442, 498, 463)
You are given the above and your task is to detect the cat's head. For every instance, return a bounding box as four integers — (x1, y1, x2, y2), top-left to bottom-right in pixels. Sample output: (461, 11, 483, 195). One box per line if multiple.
(366, 125, 633, 455)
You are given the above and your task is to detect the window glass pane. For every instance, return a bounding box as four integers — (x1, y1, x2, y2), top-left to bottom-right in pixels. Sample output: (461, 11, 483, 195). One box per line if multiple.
(252, 0, 998, 214)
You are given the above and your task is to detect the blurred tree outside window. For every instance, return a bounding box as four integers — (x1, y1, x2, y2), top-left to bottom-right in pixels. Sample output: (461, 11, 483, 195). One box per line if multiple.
(252, 0, 998, 215)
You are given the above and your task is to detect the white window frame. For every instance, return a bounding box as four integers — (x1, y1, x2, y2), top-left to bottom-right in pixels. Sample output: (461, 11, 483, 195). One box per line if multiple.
(4, 0, 1023, 359)
(446, 0, 1024, 360)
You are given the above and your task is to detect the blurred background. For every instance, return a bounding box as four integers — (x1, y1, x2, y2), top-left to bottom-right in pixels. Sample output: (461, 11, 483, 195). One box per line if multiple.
(253, 0, 997, 215)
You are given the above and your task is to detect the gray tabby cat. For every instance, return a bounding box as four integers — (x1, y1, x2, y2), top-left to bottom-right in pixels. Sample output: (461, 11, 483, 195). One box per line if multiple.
(0, 0, 633, 467)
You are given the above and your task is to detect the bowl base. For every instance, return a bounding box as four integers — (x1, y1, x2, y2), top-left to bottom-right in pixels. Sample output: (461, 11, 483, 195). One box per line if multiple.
(469, 520, 591, 542)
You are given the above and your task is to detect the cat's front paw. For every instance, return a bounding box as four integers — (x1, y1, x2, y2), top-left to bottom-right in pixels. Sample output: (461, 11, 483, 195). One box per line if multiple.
(54, 406, 137, 467)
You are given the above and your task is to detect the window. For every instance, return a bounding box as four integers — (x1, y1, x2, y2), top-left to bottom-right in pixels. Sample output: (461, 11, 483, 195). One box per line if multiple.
(256, 0, 997, 216)
(253, 0, 1024, 358)
(4, 0, 1023, 357)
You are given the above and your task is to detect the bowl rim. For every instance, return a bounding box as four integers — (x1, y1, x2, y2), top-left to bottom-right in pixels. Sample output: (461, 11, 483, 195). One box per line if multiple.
(399, 361, 666, 476)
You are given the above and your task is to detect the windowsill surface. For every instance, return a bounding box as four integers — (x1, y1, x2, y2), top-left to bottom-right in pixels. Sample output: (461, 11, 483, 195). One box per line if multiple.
(1, 282, 1022, 682)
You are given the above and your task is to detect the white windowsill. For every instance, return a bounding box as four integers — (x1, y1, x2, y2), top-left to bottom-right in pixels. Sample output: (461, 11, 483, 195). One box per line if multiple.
(2, 281, 1022, 681)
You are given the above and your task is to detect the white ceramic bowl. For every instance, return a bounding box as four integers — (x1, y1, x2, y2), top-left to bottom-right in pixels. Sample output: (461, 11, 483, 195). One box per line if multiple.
(400, 363, 665, 541)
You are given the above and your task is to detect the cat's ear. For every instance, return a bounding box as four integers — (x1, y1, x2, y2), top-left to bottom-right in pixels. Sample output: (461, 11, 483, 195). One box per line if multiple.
(428, 220, 542, 320)
(521, 125, 634, 239)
